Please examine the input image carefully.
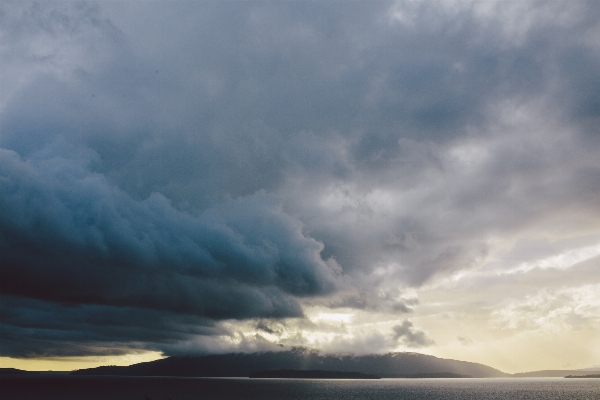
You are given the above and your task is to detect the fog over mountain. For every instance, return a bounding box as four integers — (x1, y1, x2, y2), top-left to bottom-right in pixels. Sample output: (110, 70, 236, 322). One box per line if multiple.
(1, 0, 599, 373)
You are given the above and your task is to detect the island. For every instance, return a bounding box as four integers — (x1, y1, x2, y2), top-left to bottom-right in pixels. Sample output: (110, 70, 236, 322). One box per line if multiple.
(249, 369, 380, 379)
(565, 374, 600, 378)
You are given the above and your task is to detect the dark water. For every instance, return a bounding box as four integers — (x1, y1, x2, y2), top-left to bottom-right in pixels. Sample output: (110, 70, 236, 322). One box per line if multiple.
(1, 376, 599, 400)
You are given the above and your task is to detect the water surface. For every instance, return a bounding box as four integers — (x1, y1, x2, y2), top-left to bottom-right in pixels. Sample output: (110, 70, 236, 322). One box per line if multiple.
(1, 376, 599, 400)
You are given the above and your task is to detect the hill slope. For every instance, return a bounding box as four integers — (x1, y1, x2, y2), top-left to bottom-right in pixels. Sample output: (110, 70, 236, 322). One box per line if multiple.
(71, 349, 507, 378)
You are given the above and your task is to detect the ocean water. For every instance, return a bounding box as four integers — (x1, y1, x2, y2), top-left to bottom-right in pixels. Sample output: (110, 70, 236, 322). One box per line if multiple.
(1, 376, 599, 400)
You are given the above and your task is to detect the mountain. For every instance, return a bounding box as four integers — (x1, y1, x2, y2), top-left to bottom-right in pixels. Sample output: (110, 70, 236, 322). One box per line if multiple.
(0, 368, 40, 375)
(70, 349, 508, 378)
(580, 365, 600, 371)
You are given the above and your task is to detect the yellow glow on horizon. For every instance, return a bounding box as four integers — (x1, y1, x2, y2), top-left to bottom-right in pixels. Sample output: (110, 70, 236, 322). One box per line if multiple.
(0, 351, 165, 372)
(430, 325, 600, 374)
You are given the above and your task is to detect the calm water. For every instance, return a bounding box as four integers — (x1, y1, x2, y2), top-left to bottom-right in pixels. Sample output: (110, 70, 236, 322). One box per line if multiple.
(1, 376, 599, 400)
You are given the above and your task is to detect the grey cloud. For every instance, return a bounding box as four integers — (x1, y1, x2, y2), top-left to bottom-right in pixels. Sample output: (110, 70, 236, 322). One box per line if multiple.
(392, 320, 434, 348)
(1, 0, 599, 357)
(324, 287, 418, 314)
(255, 320, 286, 336)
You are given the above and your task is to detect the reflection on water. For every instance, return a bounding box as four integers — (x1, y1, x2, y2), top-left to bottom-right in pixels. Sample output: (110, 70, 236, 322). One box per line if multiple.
(1, 376, 599, 400)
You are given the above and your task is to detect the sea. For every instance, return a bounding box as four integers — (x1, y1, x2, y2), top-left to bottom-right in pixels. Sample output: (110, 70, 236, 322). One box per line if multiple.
(1, 376, 599, 400)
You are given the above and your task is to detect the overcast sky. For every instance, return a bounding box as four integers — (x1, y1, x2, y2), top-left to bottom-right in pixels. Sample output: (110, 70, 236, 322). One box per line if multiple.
(1, 0, 599, 373)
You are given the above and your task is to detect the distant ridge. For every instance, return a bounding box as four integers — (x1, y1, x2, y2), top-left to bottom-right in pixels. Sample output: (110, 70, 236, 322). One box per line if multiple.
(580, 365, 600, 371)
(71, 349, 508, 378)
(512, 370, 600, 378)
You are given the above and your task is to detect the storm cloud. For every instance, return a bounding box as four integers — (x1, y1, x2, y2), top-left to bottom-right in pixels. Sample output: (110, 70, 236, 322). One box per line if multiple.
(1, 0, 599, 362)
(0, 142, 342, 354)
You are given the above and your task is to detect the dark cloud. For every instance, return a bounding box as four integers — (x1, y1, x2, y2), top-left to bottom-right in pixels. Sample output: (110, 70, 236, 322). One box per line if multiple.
(392, 320, 434, 348)
(1, 0, 599, 357)
(0, 142, 339, 355)
(0, 143, 339, 307)
(0, 295, 222, 357)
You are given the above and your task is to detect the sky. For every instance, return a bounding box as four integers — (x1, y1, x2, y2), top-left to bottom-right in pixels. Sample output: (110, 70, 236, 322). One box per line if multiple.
(0, 0, 599, 374)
